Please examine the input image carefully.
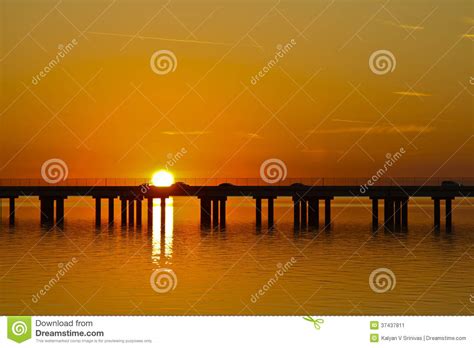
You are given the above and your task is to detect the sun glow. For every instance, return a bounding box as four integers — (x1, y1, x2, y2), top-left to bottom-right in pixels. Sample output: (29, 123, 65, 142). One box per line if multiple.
(151, 170, 174, 187)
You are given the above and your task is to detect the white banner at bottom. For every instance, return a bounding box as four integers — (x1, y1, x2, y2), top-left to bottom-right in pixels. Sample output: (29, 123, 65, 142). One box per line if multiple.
(0, 316, 472, 347)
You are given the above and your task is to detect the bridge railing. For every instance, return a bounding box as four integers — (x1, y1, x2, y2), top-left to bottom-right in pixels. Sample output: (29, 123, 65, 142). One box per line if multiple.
(0, 177, 472, 187)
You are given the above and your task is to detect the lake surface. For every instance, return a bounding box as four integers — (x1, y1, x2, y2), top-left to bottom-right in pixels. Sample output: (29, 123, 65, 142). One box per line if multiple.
(0, 197, 473, 315)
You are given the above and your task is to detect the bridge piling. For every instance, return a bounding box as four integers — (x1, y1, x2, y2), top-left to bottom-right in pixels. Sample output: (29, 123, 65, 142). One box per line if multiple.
(371, 198, 378, 230)
(394, 199, 401, 230)
(293, 197, 300, 230)
(324, 198, 331, 229)
(268, 197, 275, 228)
(255, 198, 262, 229)
(56, 197, 64, 226)
(128, 199, 134, 226)
(433, 198, 440, 230)
(200, 197, 211, 229)
(220, 198, 226, 228)
(136, 199, 142, 227)
(384, 198, 394, 230)
(301, 199, 307, 229)
(9, 197, 15, 225)
(147, 198, 153, 227)
(120, 197, 127, 226)
(39, 197, 54, 226)
(108, 198, 114, 226)
(446, 198, 453, 232)
(401, 198, 408, 229)
(212, 199, 219, 227)
(160, 198, 166, 230)
(95, 198, 101, 226)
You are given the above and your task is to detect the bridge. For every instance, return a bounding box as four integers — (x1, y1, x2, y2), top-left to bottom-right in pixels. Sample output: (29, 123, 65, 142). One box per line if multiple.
(0, 177, 472, 232)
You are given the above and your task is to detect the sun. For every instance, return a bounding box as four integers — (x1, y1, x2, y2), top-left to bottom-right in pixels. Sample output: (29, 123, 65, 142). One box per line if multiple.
(151, 170, 174, 187)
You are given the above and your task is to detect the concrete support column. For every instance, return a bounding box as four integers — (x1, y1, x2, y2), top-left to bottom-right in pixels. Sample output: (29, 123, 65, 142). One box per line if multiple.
(95, 198, 101, 226)
(301, 199, 307, 229)
(268, 198, 274, 228)
(308, 198, 315, 228)
(160, 198, 166, 230)
(401, 198, 408, 229)
(394, 199, 401, 229)
(120, 198, 127, 226)
(255, 198, 262, 229)
(136, 199, 142, 227)
(40, 197, 54, 226)
(433, 198, 440, 230)
(324, 198, 331, 229)
(56, 198, 64, 225)
(147, 198, 153, 227)
(128, 199, 134, 226)
(220, 198, 226, 228)
(371, 198, 378, 230)
(384, 198, 394, 229)
(446, 198, 452, 232)
(212, 199, 219, 227)
(108, 198, 114, 225)
(200, 198, 211, 228)
(9, 197, 15, 225)
(293, 198, 300, 230)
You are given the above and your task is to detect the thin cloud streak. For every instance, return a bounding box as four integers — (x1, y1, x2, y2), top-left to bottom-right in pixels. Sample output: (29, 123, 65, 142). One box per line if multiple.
(394, 91, 432, 97)
(307, 124, 435, 135)
(162, 131, 210, 135)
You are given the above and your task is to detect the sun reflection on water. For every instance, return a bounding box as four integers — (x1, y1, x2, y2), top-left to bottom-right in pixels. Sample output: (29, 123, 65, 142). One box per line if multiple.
(151, 198, 174, 264)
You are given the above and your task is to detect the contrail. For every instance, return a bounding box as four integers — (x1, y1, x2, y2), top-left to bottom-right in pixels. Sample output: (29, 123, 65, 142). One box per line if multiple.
(87, 31, 262, 48)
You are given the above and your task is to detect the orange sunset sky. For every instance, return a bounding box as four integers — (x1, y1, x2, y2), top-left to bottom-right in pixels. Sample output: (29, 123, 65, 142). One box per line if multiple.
(0, 0, 473, 179)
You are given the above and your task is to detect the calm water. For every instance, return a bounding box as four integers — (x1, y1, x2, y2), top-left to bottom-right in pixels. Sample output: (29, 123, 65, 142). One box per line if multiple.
(0, 198, 473, 315)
